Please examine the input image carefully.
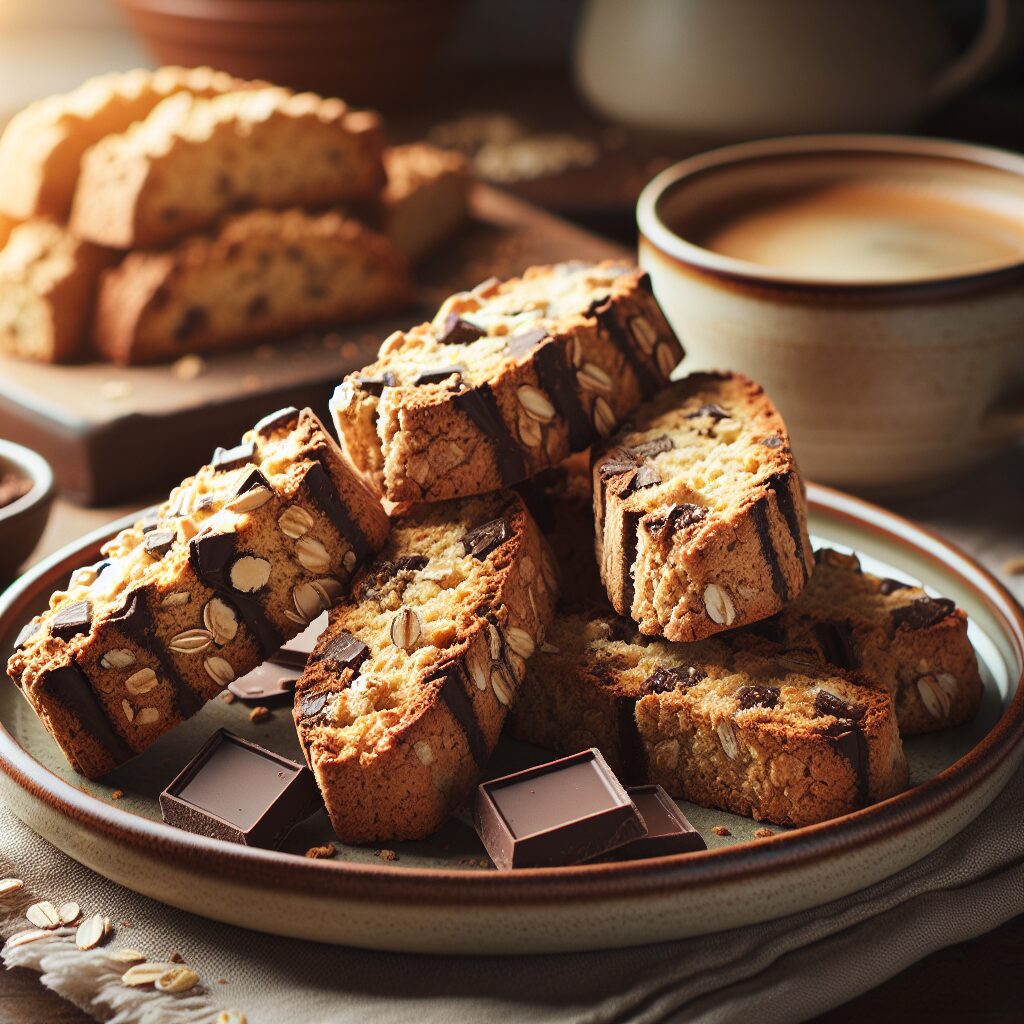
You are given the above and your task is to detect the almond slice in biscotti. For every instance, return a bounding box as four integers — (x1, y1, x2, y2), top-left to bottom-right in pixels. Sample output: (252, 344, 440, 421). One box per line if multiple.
(509, 610, 908, 828)
(593, 371, 814, 642)
(69, 88, 385, 249)
(92, 209, 413, 365)
(0, 66, 253, 222)
(330, 260, 684, 504)
(6, 407, 389, 779)
(294, 490, 558, 843)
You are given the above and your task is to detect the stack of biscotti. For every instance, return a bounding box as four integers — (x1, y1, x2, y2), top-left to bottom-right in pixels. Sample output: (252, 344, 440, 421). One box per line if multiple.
(7, 407, 388, 778)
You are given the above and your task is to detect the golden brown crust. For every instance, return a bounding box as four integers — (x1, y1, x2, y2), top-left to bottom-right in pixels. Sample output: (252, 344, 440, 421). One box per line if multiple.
(594, 372, 814, 642)
(92, 209, 413, 365)
(294, 490, 558, 843)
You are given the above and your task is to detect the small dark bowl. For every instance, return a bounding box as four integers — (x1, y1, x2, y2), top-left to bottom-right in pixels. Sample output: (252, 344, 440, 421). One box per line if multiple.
(0, 440, 55, 584)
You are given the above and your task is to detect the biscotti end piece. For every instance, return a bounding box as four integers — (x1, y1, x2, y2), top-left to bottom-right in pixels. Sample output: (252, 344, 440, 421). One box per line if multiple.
(0, 219, 116, 362)
(295, 490, 558, 843)
(594, 371, 813, 642)
(7, 407, 389, 778)
(331, 261, 684, 504)
(382, 143, 472, 263)
(0, 66, 250, 221)
(769, 548, 983, 736)
(70, 89, 386, 249)
(92, 209, 413, 365)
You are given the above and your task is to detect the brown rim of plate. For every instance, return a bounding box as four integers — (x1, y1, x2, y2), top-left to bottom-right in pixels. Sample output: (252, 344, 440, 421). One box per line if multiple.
(636, 134, 1024, 299)
(0, 484, 1021, 907)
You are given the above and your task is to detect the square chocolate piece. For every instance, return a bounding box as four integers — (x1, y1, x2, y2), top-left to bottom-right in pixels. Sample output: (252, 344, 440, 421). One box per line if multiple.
(601, 786, 707, 860)
(273, 612, 329, 669)
(473, 748, 646, 870)
(227, 662, 301, 704)
(160, 730, 321, 848)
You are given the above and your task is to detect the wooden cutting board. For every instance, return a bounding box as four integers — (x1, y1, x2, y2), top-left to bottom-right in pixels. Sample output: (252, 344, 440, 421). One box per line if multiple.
(0, 186, 627, 505)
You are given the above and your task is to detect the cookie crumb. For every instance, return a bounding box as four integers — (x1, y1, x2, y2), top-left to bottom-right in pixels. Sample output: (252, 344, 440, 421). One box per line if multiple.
(305, 844, 335, 860)
(249, 706, 270, 724)
(119, 919, 132, 928)
(171, 354, 206, 380)
(220, 691, 236, 705)
(217, 978, 229, 985)
(376, 849, 398, 862)
(1004, 557, 1024, 576)
(754, 827, 775, 839)
(711, 825, 731, 837)
(111, 790, 124, 800)
(168, 950, 184, 964)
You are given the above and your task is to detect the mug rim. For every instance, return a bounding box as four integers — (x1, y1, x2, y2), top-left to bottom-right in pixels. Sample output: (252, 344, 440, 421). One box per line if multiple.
(637, 133, 1024, 293)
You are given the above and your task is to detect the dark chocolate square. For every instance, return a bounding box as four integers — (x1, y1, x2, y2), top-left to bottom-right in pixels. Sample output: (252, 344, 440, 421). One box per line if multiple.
(598, 786, 707, 861)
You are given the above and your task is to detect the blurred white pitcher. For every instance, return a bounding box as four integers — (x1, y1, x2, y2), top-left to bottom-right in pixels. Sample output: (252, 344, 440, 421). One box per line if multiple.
(575, 0, 1018, 141)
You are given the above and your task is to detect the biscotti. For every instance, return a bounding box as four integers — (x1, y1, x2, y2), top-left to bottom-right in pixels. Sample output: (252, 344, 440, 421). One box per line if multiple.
(93, 210, 413, 365)
(0, 219, 115, 362)
(0, 66, 249, 221)
(509, 611, 908, 826)
(594, 371, 813, 642)
(761, 548, 983, 735)
(7, 407, 389, 778)
(331, 261, 684, 504)
(70, 88, 385, 249)
(294, 490, 557, 843)
(382, 143, 472, 263)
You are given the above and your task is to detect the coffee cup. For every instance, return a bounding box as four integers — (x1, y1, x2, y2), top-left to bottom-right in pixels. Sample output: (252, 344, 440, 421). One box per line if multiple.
(637, 135, 1024, 494)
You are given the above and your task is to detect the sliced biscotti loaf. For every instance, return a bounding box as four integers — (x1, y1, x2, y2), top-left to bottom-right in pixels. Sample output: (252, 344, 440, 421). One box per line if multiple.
(761, 548, 982, 736)
(382, 143, 471, 263)
(294, 490, 558, 843)
(7, 408, 389, 779)
(0, 66, 249, 221)
(92, 210, 413, 365)
(331, 261, 684, 503)
(70, 88, 385, 249)
(594, 371, 813, 642)
(0, 219, 116, 362)
(509, 612, 907, 827)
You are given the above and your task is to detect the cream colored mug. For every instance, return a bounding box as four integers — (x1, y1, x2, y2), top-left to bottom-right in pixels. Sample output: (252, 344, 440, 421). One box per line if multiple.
(637, 135, 1024, 495)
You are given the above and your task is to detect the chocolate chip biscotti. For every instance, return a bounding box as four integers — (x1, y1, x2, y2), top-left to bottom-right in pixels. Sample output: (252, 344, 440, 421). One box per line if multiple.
(70, 88, 385, 249)
(0, 66, 249, 221)
(92, 209, 413, 365)
(509, 612, 908, 827)
(331, 261, 684, 504)
(594, 371, 813, 642)
(7, 407, 388, 779)
(759, 548, 982, 736)
(0, 219, 115, 362)
(294, 490, 557, 843)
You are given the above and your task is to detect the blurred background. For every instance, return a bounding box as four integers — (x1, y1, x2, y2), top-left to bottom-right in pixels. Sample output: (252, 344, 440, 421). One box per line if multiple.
(2, 0, 1022, 242)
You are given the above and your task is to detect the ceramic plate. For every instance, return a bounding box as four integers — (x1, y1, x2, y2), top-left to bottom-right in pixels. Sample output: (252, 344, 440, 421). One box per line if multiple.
(0, 484, 1021, 954)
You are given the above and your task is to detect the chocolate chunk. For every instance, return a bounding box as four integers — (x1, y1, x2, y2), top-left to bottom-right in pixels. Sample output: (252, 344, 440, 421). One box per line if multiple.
(641, 665, 706, 695)
(50, 601, 92, 641)
(767, 473, 809, 582)
(736, 684, 780, 710)
(506, 327, 549, 358)
(598, 449, 640, 479)
(43, 663, 133, 764)
(452, 384, 527, 486)
(143, 529, 175, 560)
(879, 578, 912, 595)
(14, 620, 41, 650)
(630, 435, 674, 461)
(813, 620, 858, 670)
(686, 403, 730, 422)
(253, 407, 300, 437)
(891, 597, 956, 630)
(211, 440, 255, 472)
(160, 730, 321, 848)
(299, 692, 328, 720)
(233, 467, 270, 498)
(750, 496, 789, 602)
(437, 665, 488, 765)
(761, 435, 785, 449)
(598, 785, 707, 860)
(645, 502, 708, 541)
(462, 518, 512, 560)
(354, 371, 397, 396)
(396, 554, 429, 573)
(227, 663, 301, 705)
(318, 631, 370, 675)
(140, 510, 160, 533)
(535, 340, 591, 450)
(632, 464, 661, 490)
(814, 690, 865, 721)
(437, 314, 485, 345)
(473, 748, 647, 870)
(414, 365, 464, 387)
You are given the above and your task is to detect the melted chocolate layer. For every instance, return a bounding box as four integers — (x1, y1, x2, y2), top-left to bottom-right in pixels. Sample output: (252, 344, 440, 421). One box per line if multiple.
(534, 340, 592, 450)
(438, 666, 488, 765)
(750, 496, 789, 602)
(452, 384, 526, 487)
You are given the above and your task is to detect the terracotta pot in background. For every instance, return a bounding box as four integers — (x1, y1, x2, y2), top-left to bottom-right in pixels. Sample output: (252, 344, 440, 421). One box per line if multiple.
(116, 0, 466, 107)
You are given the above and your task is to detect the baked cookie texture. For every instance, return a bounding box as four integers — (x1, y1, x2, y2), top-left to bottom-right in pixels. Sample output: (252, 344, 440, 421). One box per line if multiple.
(509, 611, 908, 827)
(0, 219, 115, 362)
(382, 143, 472, 263)
(294, 490, 558, 843)
(7, 408, 389, 778)
(92, 209, 413, 365)
(762, 548, 982, 736)
(70, 88, 385, 249)
(330, 261, 684, 504)
(0, 66, 250, 221)
(594, 371, 813, 642)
